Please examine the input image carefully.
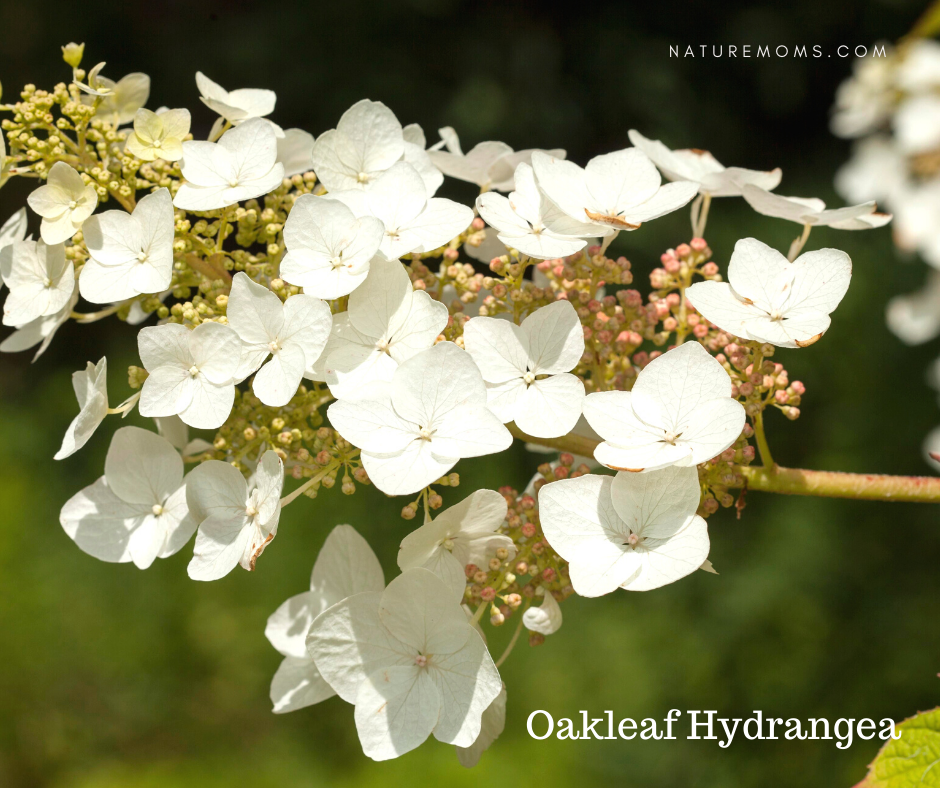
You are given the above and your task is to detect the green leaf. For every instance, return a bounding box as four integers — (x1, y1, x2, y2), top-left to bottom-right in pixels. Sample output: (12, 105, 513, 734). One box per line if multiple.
(856, 708, 940, 788)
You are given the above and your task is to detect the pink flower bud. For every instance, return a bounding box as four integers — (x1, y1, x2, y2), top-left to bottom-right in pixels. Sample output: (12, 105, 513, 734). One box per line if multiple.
(471, 217, 485, 230)
(521, 522, 537, 538)
(690, 237, 707, 251)
(481, 587, 496, 602)
(702, 262, 719, 276)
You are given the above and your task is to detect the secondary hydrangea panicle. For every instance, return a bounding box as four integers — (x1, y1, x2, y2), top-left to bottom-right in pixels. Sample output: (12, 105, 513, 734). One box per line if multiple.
(79, 187, 175, 303)
(138, 322, 241, 429)
(522, 588, 563, 635)
(741, 184, 892, 229)
(225, 272, 332, 406)
(59, 426, 196, 569)
(306, 567, 502, 761)
(55, 357, 109, 460)
(327, 342, 512, 495)
(311, 99, 405, 191)
(463, 300, 586, 438)
(2, 239, 74, 327)
(195, 71, 277, 126)
(124, 108, 191, 162)
(279, 195, 385, 299)
(686, 238, 852, 348)
(397, 489, 513, 602)
(628, 129, 782, 197)
(266, 524, 384, 713)
(475, 163, 594, 259)
(311, 257, 447, 398)
(583, 341, 745, 472)
(531, 148, 698, 233)
(538, 466, 709, 596)
(327, 162, 473, 259)
(173, 118, 285, 211)
(186, 450, 284, 580)
(26, 161, 98, 244)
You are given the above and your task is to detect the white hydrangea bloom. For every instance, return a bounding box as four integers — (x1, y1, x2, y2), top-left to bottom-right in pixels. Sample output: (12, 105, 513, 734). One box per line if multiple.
(55, 357, 109, 460)
(0, 208, 28, 287)
(138, 322, 241, 429)
(887, 271, 940, 345)
(59, 426, 197, 569)
(328, 342, 512, 496)
(311, 257, 447, 398)
(225, 272, 332, 406)
(26, 162, 98, 245)
(307, 567, 502, 761)
(538, 466, 709, 596)
(279, 195, 385, 299)
(532, 149, 698, 234)
(174, 119, 285, 212)
(311, 99, 405, 191)
(522, 588, 563, 635)
(628, 129, 782, 197)
(583, 341, 745, 472)
(428, 126, 564, 192)
(92, 72, 151, 126)
(0, 289, 76, 360)
(463, 300, 585, 438)
(186, 450, 284, 580)
(475, 163, 593, 259)
(265, 525, 385, 713)
(276, 129, 316, 177)
(125, 108, 191, 162)
(195, 71, 277, 126)
(327, 162, 472, 259)
(456, 684, 507, 768)
(741, 184, 892, 229)
(2, 239, 74, 327)
(397, 489, 511, 602)
(686, 238, 852, 348)
(79, 187, 175, 303)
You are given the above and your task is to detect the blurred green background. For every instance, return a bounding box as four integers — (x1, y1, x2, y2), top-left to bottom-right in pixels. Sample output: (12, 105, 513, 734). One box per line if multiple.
(2, 0, 939, 785)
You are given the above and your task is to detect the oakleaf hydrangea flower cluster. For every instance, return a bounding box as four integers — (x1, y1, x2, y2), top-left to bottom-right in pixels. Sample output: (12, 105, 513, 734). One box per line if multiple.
(0, 44, 898, 765)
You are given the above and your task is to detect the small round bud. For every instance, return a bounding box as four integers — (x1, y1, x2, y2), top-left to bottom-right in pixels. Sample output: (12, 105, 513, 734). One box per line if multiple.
(481, 587, 496, 602)
(495, 547, 509, 560)
(401, 504, 417, 520)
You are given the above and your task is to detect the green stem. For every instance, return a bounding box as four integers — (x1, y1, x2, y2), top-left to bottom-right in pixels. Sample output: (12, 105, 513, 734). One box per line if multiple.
(495, 607, 529, 668)
(752, 409, 775, 469)
(507, 424, 940, 504)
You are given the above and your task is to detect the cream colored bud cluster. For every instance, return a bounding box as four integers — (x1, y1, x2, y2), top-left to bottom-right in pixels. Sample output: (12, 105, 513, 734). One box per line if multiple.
(464, 484, 572, 641)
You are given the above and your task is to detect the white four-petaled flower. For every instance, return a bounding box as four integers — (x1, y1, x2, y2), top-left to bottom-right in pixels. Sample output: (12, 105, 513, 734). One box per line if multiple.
(538, 466, 710, 596)
(532, 148, 698, 233)
(328, 342, 512, 495)
(307, 567, 502, 761)
(463, 300, 586, 438)
(196, 71, 277, 126)
(80, 187, 175, 303)
(280, 195, 385, 299)
(225, 272, 332, 406)
(741, 184, 892, 229)
(186, 450, 284, 580)
(311, 257, 447, 398)
(55, 356, 109, 460)
(628, 129, 782, 197)
(27, 162, 98, 245)
(125, 108, 191, 162)
(138, 322, 241, 429)
(59, 426, 197, 569)
(397, 489, 512, 602)
(686, 238, 852, 348)
(174, 119, 285, 212)
(2, 239, 74, 327)
(583, 341, 745, 473)
(265, 524, 385, 713)
(475, 163, 594, 259)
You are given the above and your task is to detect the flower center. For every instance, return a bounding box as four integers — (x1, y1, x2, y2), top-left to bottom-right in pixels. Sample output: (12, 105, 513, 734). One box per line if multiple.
(624, 532, 641, 549)
(376, 339, 390, 354)
(441, 537, 455, 551)
(523, 371, 536, 385)
(188, 365, 200, 378)
(356, 171, 370, 184)
(68, 200, 77, 210)
(246, 505, 258, 518)
(137, 251, 148, 263)
(268, 339, 280, 354)
(43, 277, 53, 288)
(769, 309, 784, 322)
(414, 654, 428, 667)
(152, 504, 164, 516)
(228, 177, 239, 187)
(418, 427, 433, 441)
(662, 430, 682, 445)
(330, 255, 345, 270)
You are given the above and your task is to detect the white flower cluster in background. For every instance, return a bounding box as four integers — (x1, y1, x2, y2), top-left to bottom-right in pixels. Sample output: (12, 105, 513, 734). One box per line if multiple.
(832, 39, 940, 468)
(0, 47, 896, 767)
